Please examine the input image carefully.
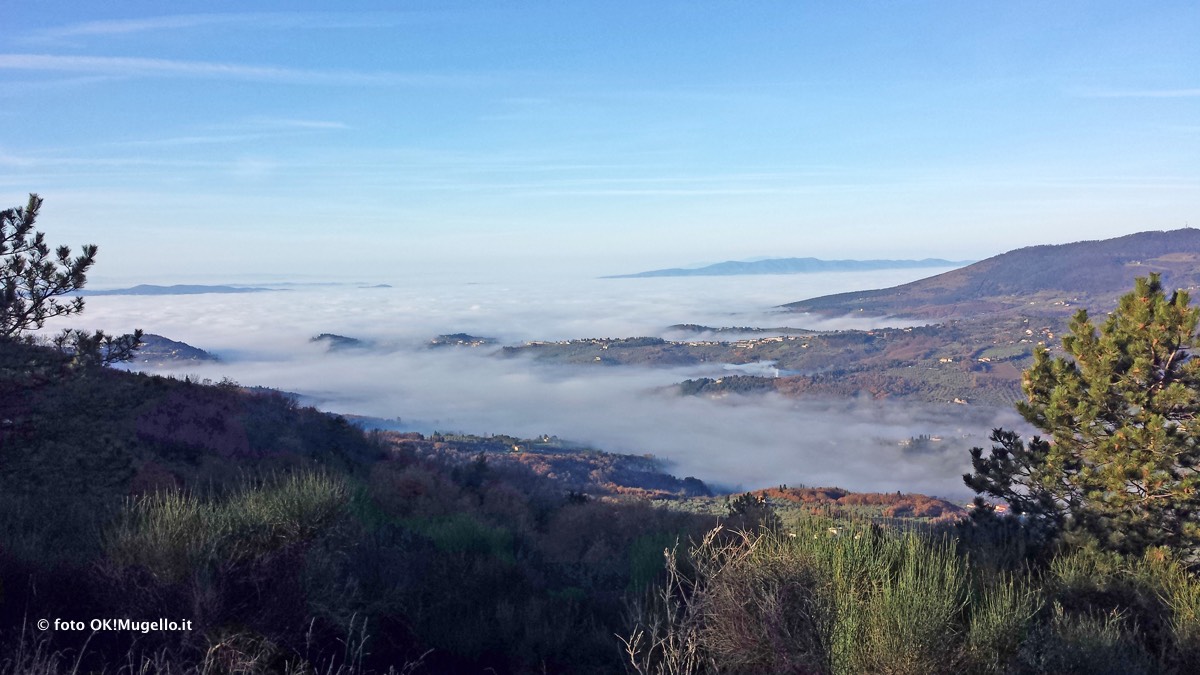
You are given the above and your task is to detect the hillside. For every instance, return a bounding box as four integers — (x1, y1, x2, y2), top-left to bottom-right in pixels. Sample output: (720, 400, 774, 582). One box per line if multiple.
(784, 229, 1200, 319)
(0, 340, 383, 501)
(505, 320, 1038, 405)
(604, 257, 965, 278)
(384, 431, 711, 500)
(310, 332, 369, 351)
(133, 333, 218, 365)
(0, 339, 708, 504)
(1, 339, 715, 672)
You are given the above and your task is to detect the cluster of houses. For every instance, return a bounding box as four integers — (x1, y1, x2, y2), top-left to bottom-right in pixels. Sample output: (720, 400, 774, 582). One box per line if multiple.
(523, 337, 663, 348)
(726, 335, 800, 350)
(675, 335, 803, 350)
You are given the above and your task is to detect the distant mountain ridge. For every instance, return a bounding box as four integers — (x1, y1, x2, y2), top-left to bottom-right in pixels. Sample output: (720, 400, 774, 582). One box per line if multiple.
(603, 257, 969, 278)
(84, 284, 276, 296)
(784, 229, 1200, 319)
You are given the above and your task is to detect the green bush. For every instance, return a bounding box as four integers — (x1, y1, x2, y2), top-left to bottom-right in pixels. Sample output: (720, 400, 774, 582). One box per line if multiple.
(625, 521, 981, 675)
(628, 532, 680, 594)
(1154, 554, 1200, 662)
(105, 472, 348, 582)
(410, 512, 516, 564)
(966, 573, 1040, 674)
(1015, 604, 1154, 675)
(857, 533, 967, 674)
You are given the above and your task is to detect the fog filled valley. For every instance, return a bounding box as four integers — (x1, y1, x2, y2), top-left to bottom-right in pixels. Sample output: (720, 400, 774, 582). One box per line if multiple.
(64, 266, 1025, 499)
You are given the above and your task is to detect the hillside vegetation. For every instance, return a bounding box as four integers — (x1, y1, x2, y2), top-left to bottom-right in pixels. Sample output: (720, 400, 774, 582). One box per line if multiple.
(2, 339, 722, 673)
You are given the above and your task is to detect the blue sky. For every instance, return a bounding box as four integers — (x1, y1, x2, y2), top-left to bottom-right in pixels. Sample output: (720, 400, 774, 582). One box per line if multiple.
(2, 2, 1198, 282)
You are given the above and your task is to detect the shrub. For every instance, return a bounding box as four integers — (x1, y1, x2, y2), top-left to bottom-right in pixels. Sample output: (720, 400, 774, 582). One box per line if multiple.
(625, 521, 981, 675)
(966, 573, 1041, 674)
(105, 472, 348, 583)
(1154, 555, 1200, 663)
(1016, 604, 1154, 675)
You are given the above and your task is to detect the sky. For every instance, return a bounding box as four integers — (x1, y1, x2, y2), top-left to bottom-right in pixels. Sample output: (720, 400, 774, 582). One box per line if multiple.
(3, 2, 1199, 283)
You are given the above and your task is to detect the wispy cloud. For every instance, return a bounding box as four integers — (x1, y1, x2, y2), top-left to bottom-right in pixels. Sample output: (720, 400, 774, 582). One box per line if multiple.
(98, 118, 351, 147)
(36, 14, 251, 39)
(0, 150, 37, 168)
(113, 120, 350, 147)
(1074, 87, 1200, 99)
(27, 12, 437, 42)
(4, 74, 121, 91)
(0, 54, 479, 87)
(0, 151, 217, 169)
(251, 118, 350, 130)
(119, 133, 299, 147)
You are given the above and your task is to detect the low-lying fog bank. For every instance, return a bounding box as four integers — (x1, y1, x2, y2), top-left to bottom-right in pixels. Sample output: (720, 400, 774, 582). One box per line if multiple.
(59, 267, 1025, 498)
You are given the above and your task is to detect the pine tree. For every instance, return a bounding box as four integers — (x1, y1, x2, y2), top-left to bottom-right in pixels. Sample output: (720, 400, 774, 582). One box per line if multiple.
(965, 274, 1200, 554)
(0, 194, 141, 364)
(1, 194, 95, 339)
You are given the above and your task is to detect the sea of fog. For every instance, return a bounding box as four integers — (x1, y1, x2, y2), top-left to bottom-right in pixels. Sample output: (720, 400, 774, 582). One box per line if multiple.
(64, 267, 1027, 499)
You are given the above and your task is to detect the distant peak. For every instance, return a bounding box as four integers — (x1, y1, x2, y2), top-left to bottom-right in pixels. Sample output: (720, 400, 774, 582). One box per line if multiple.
(602, 257, 970, 279)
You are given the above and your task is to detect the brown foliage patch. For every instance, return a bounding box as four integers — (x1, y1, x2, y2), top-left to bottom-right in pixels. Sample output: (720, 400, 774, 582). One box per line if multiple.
(755, 486, 966, 520)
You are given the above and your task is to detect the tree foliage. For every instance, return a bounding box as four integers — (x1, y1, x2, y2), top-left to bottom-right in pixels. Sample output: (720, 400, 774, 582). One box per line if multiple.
(1, 194, 96, 339)
(965, 274, 1200, 554)
(50, 327, 144, 368)
(725, 491, 782, 531)
(0, 193, 141, 364)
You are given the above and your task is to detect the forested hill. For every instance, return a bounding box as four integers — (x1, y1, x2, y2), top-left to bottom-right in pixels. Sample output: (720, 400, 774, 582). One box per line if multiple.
(784, 228, 1200, 319)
